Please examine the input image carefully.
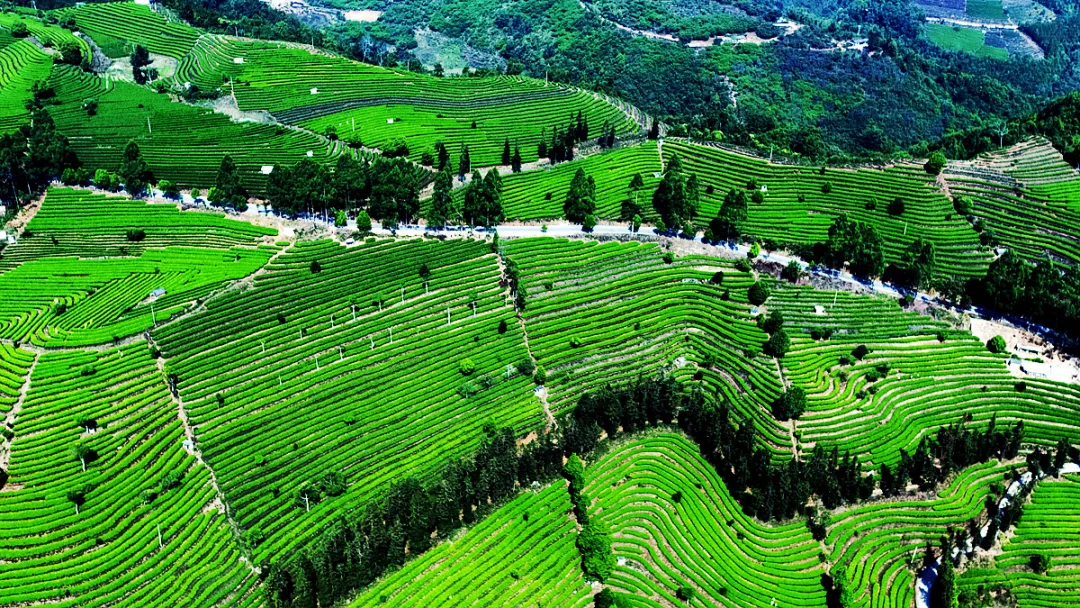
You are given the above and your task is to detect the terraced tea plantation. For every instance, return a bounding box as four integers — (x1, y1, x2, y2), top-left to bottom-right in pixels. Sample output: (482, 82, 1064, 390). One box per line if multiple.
(1, 3, 1079, 607)
(348, 482, 591, 608)
(179, 34, 640, 167)
(0, 188, 274, 347)
(0, 347, 258, 607)
(470, 142, 662, 220)
(504, 238, 795, 453)
(667, 141, 993, 276)
(47, 66, 342, 191)
(152, 238, 544, 560)
(770, 285, 1080, 465)
(944, 138, 1080, 265)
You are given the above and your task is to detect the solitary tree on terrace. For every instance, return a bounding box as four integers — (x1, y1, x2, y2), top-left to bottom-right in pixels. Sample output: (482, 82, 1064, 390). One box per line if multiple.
(72, 442, 96, 472)
(67, 487, 87, 515)
(117, 140, 151, 197)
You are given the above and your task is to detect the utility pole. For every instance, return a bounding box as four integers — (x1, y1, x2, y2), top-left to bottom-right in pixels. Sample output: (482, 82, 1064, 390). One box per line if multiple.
(389, 327, 393, 343)
(447, 308, 451, 326)
(157, 524, 163, 548)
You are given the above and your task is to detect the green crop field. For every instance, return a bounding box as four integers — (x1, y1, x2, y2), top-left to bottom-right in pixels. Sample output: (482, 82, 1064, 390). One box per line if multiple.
(152, 238, 545, 561)
(46, 66, 343, 191)
(348, 481, 592, 607)
(52, 3, 199, 59)
(459, 142, 662, 220)
(174, 34, 640, 167)
(926, 24, 1009, 60)
(966, 0, 1007, 21)
(2, 4, 1079, 606)
(0, 188, 275, 347)
(0, 346, 258, 607)
(770, 284, 1080, 466)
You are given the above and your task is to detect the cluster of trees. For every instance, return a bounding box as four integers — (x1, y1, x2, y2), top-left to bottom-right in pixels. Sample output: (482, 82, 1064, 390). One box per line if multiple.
(791, 214, 886, 279)
(537, 112, 591, 165)
(879, 416, 1025, 497)
(889, 238, 936, 292)
(966, 250, 1080, 344)
(759, 310, 790, 359)
(208, 155, 249, 212)
(0, 109, 79, 208)
(651, 154, 699, 233)
(679, 393, 872, 519)
(564, 454, 616, 582)
(266, 155, 427, 227)
(460, 168, 503, 228)
(499, 138, 522, 172)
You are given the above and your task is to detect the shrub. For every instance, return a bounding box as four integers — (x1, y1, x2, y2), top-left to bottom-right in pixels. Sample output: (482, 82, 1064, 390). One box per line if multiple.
(577, 521, 616, 582)
(125, 229, 146, 242)
(458, 358, 475, 375)
(310, 260, 322, 273)
(888, 197, 905, 216)
(498, 319, 508, 334)
(764, 330, 791, 358)
(771, 387, 807, 420)
(582, 214, 597, 232)
(852, 344, 870, 360)
(747, 281, 770, 305)
(710, 271, 724, 285)
(821, 182, 832, 194)
(1015, 381, 1027, 392)
(759, 311, 784, 334)
(781, 260, 801, 283)
(534, 366, 546, 385)
(662, 252, 674, 264)
(925, 150, 947, 175)
(734, 258, 752, 273)
(594, 588, 618, 608)
(355, 210, 372, 233)
(570, 336, 583, 348)
(987, 335, 1007, 354)
(1030, 553, 1050, 573)
(515, 358, 536, 376)
(676, 586, 696, 601)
